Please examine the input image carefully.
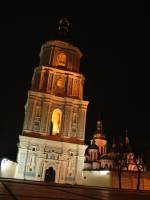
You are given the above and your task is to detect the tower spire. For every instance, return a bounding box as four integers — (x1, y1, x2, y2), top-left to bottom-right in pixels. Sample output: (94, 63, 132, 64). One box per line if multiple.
(58, 17, 70, 36)
(97, 120, 102, 132)
(93, 120, 105, 139)
(92, 119, 107, 154)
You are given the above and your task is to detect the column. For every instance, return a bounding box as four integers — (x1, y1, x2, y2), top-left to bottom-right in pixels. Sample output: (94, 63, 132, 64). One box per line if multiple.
(63, 105, 72, 136)
(45, 104, 52, 134)
(47, 72, 53, 93)
(75, 156, 85, 185)
(77, 108, 86, 140)
(28, 100, 36, 130)
(40, 102, 49, 134)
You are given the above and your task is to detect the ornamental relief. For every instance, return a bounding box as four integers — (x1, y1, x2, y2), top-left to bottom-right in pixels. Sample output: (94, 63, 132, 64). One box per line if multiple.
(66, 156, 77, 177)
(78, 147, 87, 157)
(56, 52, 67, 67)
(72, 112, 78, 135)
(46, 71, 83, 99)
(33, 105, 41, 132)
(52, 49, 67, 67)
(67, 77, 82, 99)
(37, 159, 44, 178)
(19, 141, 28, 148)
(26, 153, 37, 172)
(51, 105, 64, 112)
(44, 160, 57, 171)
(52, 75, 66, 94)
(28, 143, 40, 151)
(47, 152, 59, 160)
(65, 148, 77, 156)
(59, 154, 70, 161)
(44, 145, 62, 154)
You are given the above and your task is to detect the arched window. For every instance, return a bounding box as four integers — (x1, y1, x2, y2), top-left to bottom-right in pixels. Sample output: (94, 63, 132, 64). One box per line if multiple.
(56, 53, 66, 66)
(51, 109, 62, 135)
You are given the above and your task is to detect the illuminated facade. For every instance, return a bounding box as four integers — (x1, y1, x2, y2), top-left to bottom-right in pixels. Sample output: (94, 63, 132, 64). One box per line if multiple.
(93, 121, 107, 155)
(15, 21, 89, 184)
(84, 120, 109, 170)
(84, 126, 144, 171)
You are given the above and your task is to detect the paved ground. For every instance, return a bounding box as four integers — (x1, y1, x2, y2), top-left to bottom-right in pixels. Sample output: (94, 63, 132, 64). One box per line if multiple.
(0, 178, 150, 200)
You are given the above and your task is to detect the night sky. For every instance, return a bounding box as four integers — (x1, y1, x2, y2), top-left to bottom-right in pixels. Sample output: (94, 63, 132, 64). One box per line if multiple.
(0, 2, 150, 159)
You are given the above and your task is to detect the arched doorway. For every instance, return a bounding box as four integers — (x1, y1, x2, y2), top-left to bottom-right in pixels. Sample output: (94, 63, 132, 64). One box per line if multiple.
(45, 167, 56, 182)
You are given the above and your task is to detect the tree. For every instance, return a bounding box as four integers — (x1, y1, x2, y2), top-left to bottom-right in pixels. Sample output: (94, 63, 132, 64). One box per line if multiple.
(115, 152, 128, 189)
(114, 135, 129, 190)
(133, 154, 144, 191)
(143, 148, 150, 171)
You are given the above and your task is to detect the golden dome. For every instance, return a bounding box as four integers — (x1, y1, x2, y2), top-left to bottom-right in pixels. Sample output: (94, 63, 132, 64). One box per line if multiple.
(93, 120, 106, 139)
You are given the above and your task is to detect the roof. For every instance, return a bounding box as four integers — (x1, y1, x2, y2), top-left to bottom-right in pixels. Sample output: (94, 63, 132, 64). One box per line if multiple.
(88, 143, 99, 150)
(85, 141, 99, 155)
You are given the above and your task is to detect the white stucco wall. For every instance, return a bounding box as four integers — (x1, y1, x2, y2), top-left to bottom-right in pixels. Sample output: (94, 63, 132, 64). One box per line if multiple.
(82, 170, 111, 187)
(0, 159, 17, 178)
(15, 135, 87, 185)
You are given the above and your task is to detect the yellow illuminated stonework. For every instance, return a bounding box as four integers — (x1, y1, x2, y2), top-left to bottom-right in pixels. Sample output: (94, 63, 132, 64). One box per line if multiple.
(16, 32, 89, 185)
(57, 52, 66, 66)
(56, 78, 65, 89)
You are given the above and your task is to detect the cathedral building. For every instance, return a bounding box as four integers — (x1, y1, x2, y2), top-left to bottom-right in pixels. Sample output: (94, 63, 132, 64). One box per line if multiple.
(15, 19, 89, 184)
(1, 19, 147, 190)
(84, 124, 145, 172)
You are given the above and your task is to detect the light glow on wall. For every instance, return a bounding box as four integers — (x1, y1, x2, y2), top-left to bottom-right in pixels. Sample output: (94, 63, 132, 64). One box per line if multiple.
(1, 159, 10, 170)
(82, 170, 111, 187)
(99, 170, 110, 175)
(52, 109, 62, 135)
(0, 158, 17, 178)
(92, 170, 110, 176)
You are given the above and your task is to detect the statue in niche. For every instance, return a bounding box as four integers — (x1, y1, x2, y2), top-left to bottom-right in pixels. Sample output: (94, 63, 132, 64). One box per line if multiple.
(38, 160, 44, 177)
(26, 155, 35, 172)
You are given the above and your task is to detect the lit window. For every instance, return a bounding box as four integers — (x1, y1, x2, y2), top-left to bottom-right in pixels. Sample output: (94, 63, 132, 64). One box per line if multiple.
(51, 109, 62, 135)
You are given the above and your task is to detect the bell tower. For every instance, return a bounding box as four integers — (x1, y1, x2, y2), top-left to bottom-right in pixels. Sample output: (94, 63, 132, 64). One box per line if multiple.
(23, 19, 88, 143)
(15, 19, 89, 185)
